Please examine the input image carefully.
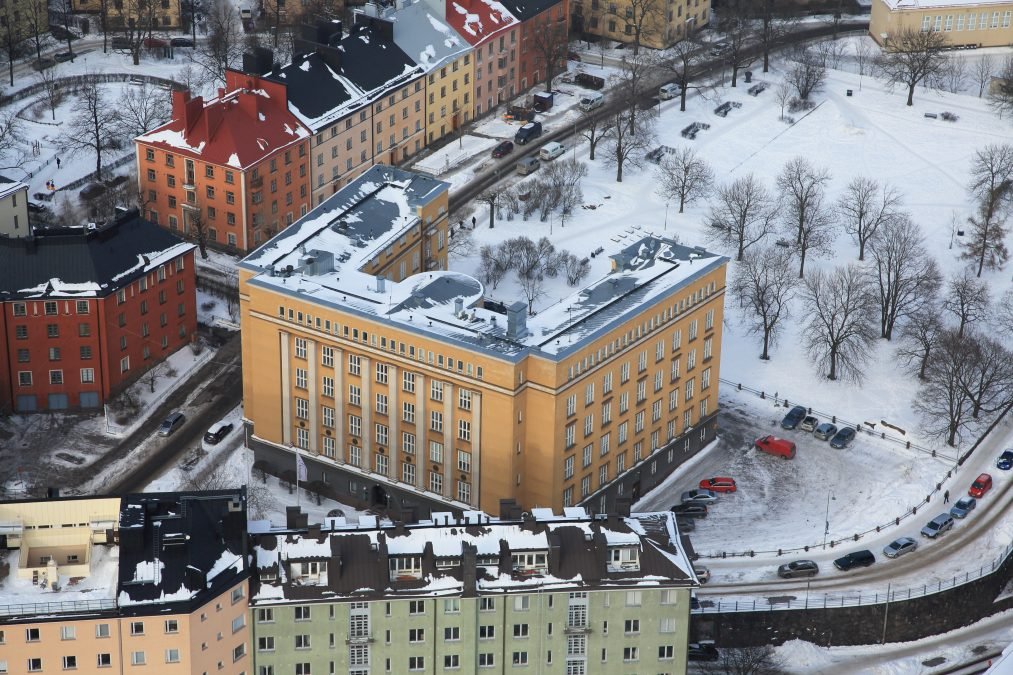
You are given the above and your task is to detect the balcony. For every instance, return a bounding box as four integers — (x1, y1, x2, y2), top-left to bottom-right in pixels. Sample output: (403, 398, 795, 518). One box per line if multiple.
(564, 624, 591, 635)
(345, 634, 374, 645)
(250, 176, 263, 188)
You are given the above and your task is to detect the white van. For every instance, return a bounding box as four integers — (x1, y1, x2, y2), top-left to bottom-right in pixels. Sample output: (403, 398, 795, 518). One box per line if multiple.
(540, 142, 565, 161)
(579, 91, 604, 112)
(659, 83, 679, 100)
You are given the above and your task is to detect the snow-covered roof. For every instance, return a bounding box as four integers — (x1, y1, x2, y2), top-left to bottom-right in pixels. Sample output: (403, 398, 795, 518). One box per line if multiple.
(383, 0, 472, 72)
(241, 178, 727, 362)
(879, 0, 1010, 9)
(0, 174, 28, 201)
(0, 211, 196, 300)
(250, 508, 695, 602)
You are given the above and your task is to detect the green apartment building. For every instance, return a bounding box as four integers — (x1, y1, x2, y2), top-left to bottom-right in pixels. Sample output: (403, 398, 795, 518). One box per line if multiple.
(249, 506, 698, 674)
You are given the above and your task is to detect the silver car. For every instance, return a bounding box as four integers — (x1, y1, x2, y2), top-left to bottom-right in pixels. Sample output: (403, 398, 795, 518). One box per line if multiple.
(920, 514, 954, 538)
(883, 536, 918, 559)
(813, 422, 838, 441)
(681, 489, 718, 505)
(950, 497, 976, 519)
(777, 560, 818, 579)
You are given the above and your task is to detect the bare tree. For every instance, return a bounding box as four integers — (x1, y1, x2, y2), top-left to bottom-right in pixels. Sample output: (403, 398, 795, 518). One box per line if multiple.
(973, 54, 995, 97)
(933, 53, 967, 94)
(24, 0, 50, 62)
(868, 215, 942, 340)
(35, 68, 63, 122)
(656, 147, 714, 213)
(913, 330, 975, 447)
(732, 246, 798, 360)
(0, 112, 24, 171)
(707, 174, 779, 261)
(958, 333, 1013, 419)
(854, 38, 874, 77)
(580, 107, 614, 161)
(801, 264, 878, 382)
(962, 207, 1011, 276)
(757, 0, 797, 73)
(446, 224, 475, 258)
(813, 37, 847, 70)
(836, 176, 903, 261)
(774, 78, 792, 121)
(479, 189, 499, 228)
(53, 0, 77, 63)
(873, 28, 948, 106)
(603, 105, 655, 182)
(0, 1, 25, 87)
(897, 306, 943, 380)
(528, 12, 569, 91)
(995, 288, 1013, 336)
(141, 363, 163, 393)
(777, 156, 832, 245)
(477, 244, 509, 289)
(61, 81, 119, 178)
(963, 143, 1013, 275)
(506, 236, 557, 314)
(987, 55, 1013, 117)
(792, 193, 836, 278)
(115, 84, 171, 139)
(942, 270, 989, 338)
(544, 157, 588, 214)
(195, 0, 244, 87)
(261, 0, 285, 48)
(660, 38, 708, 113)
(558, 252, 591, 286)
(720, 3, 758, 88)
(787, 47, 827, 101)
(604, 0, 663, 55)
(615, 50, 657, 136)
(718, 645, 788, 675)
(185, 204, 211, 259)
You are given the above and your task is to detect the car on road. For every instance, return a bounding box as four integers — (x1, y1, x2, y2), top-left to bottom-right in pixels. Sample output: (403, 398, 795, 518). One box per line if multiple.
(883, 536, 918, 559)
(659, 82, 680, 100)
(491, 140, 513, 158)
(813, 422, 838, 441)
(681, 489, 718, 505)
(920, 513, 954, 538)
(32, 57, 57, 70)
(950, 496, 976, 519)
(670, 503, 708, 518)
(170, 37, 195, 47)
(699, 476, 736, 493)
(539, 142, 565, 161)
(800, 415, 819, 432)
(693, 564, 711, 583)
(54, 51, 74, 62)
(687, 643, 719, 662)
(830, 427, 856, 449)
(998, 449, 1013, 470)
(969, 473, 993, 498)
(833, 550, 875, 571)
(754, 435, 797, 459)
(709, 41, 730, 57)
(781, 405, 807, 430)
(158, 411, 186, 437)
(204, 421, 234, 445)
(777, 560, 819, 579)
(144, 37, 170, 48)
(513, 121, 542, 145)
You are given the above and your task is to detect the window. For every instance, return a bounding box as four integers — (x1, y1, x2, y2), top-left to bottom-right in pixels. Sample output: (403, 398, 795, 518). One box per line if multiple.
(625, 590, 642, 606)
(376, 362, 389, 383)
(480, 597, 495, 611)
(130, 621, 144, 636)
(349, 385, 361, 406)
(165, 649, 181, 663)
(409, 600, 425, 615)
(444, 655, 460, 668)
(431, 411, 443, 432)
(295, 634, 310, 649)
(444, 598, 461, 613)
(256, 608, 274, 623)
(294, 605, 311, 621)
(402, 371, 415, 392)
(409, 628, 425, 643)
(659, 645, 674, 660)
(458, 419, 471, 441)
(96, 624, 110, 638)
(97, 654, 111, 667)
(479, 653, 495, 667)
(258, 636, 275, 651)
(513, 623, 530, 638)
(409, 656, 425, 670)
(513, 652, 529, 665)
(60, 625, 76, 640)
(27, 659, 42, 672)
(564, 455, 574, 479)
(566, 395, 576, 416)
(431, 380, 444, 401)
(348, 354, 361, 375)
(624, 618, 640, 634)
(622, 647, 639, 662)
(131, 652, 145, 666)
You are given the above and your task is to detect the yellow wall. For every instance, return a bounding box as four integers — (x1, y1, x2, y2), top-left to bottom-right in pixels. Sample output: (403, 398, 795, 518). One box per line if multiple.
(424, 52, 475, 145)
(572, 0, 710, 49)
(870, 0, 1013, 47)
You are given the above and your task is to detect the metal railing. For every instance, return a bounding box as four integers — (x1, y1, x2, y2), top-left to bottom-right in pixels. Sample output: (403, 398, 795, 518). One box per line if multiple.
(0, 598, 117, 618)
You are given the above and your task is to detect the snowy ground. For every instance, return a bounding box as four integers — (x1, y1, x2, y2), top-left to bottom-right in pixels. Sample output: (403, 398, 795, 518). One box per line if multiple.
(413, 134, 498, 175)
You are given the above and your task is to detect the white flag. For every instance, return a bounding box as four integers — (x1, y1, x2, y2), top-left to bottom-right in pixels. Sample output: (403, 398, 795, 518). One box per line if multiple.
(296, 452, 308, 482)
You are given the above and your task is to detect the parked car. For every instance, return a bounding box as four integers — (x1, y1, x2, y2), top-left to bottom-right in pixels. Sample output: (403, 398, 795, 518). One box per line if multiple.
(921, 513, 954, 538)
(670, 503, 708, 518)
(111, 36, 131, 50)
(777, 560, 819, 579)
(833, 550, 875, 571)
(659, 82, 680, 100)
(204, 421, 234, 445)
(754, 435, 797, 459)
(579, 91, 604, 111)
(830, 427, 856, 449)
(709, 41, 730, 56)
(699, 476, 736, 493)
(144, 37, 169, 48)
(681, 489, 718, 505)
(514, 121, 543, 145)
(800, 415, 819, 432)
(54, 51, 74, 62)
(883, 536, 918, 559)
(516, 156, 540, 175)
(693, 564, 711, 583)
(780, 405, 807, 430)
(675, 516, 695, 532)
(170, 37, 195, 47)
(969, 473, 993, 498)
(491, 140, 514, 158)
(813, 422, 838, 441)
(997, 449, 1013, 470)
(32, 57, 56, 71)
(950, 496, 976, 519)
(158, 411, 186, 437)
(687, 643, 719, 662)
(539, 142, 565, 161)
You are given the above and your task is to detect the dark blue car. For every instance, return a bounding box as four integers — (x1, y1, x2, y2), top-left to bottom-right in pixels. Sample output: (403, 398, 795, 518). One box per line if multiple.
(998, 449, 1013, 471)
(781, 406, 807, 430)
(830, 427, 856, 449)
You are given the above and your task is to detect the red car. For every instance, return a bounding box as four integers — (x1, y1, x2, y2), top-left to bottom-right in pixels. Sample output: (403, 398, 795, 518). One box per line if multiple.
(969, 473, 993, 498)
(699, 477, 736, 493)
(754, 435, 797, 459)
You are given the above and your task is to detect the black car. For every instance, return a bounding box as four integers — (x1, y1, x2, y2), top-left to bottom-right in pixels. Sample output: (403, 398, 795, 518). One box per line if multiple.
(830, 426, 856, 449)
(833, 550, 875, 571)
(170, 37, 195, 47)
(204, 421, 234, 444)
(780, 405, 807, 430)
(675, 516, 695, 532)
(997, 449, 1013, 470)
(491, 140, 514, 158)
(687, 643, 719, 661)
(670, 503, 708, 518)
(54, 51, 74, 62)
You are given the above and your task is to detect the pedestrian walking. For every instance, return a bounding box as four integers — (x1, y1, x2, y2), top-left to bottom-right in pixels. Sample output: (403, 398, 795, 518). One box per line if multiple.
(471, 216, 476, 228)
(56, 157, 61, 169)
(943, 489, 949, 503)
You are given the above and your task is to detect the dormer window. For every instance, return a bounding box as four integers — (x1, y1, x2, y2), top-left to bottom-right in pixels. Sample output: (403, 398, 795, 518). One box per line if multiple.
(291, 561, 327, 585)
(511, 552, 548, 575)
(608, 546, 640, 572)
(390, 555, 423, 581)
(435, 557, 460, 570)
(477, 555, 499, 568)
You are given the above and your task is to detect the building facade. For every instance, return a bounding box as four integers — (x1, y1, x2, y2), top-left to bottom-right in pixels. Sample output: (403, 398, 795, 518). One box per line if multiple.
(135, 71, 312, 253)
(0, 490, 250, 675)
(240, 166, 727, 517)
(250, 506, 697, 675)
(570, 0, 710, 50)
(870, 0, 1013, 47)
(0, 176, 29, 238)
(0, 212, 195, 414)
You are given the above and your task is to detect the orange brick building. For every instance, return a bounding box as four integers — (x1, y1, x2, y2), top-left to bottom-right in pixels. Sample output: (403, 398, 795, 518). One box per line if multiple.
(135, 70, 313, 254)
(0, 212, 196, 414)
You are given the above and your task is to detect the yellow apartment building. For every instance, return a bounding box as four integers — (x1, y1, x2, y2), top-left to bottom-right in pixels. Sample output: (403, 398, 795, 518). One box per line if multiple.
(570, 0, 710, 49)
(240, 165, 728, 517)
(870, 0, 1013, 47)
(0, 490, 250, 675)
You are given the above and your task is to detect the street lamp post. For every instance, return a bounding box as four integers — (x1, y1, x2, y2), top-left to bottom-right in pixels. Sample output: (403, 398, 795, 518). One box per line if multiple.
(823, 491, 833, 549)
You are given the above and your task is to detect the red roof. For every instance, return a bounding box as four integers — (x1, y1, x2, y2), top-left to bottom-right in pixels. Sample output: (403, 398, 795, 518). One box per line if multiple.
(443, 0, 518, 46)
(137, 73, 309, 170)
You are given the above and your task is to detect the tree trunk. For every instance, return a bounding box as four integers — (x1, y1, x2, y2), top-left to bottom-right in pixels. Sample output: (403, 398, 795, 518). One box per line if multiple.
(616, 162, 623, 182)
(797, 247, 807, 278)
(761, 329, 771, 360)
(680, 83, 687, 112)
(946, 426, 956, 447)
(7, 57, 13, 88)
(731, 65, 739, 88)
(858, 237, 865, 261)
(918, 350, 929, 380)
(678, 194, 685, 213)
(906, 84, 915, 106)
(976, 230, 987, 277)
(828, 349, 838, 380)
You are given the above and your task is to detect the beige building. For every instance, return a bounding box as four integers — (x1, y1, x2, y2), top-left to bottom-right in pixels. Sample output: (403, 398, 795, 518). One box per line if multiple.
(0, 490, 250, 675)
(571, 0, 710, 49)
(0, 176, 29, 238)
(240, 165, 728, 518)
(870, 0, 1013, 47)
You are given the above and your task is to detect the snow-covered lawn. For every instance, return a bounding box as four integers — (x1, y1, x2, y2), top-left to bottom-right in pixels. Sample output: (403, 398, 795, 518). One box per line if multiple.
(413, 134, 498, 175)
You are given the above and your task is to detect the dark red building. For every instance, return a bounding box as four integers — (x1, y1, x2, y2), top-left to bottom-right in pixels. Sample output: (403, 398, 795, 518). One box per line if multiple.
(0, 211, 197, 413)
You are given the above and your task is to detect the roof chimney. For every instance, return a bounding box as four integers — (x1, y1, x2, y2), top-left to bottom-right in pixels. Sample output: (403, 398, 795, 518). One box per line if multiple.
(376, 275, 386, 294)
(454, 297, 464, 315)
(506, 301, 528, 340)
